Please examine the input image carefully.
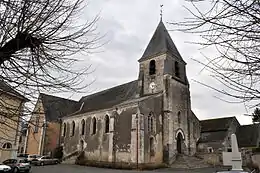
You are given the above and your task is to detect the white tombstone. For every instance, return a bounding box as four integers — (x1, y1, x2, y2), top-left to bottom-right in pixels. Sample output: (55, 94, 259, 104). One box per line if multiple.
(222, 134, 245, 172)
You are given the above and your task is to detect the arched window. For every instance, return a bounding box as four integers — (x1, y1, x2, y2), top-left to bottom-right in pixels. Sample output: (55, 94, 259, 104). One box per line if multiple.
(150, 137, 155, 156)
(2, 142, 12, 149)
(105, 115, 109, 133)
(177, 111, 181, 124)
(63, 123, 66, 136)
(148, 113, 154, 133)
(149, 60, 156, 75)
(193, 122, 196, 137)
(92, 117, 97, 135)
(175, 61, 180, 78)
(71, 121, 75, 137)
(81, 120, 85, 135)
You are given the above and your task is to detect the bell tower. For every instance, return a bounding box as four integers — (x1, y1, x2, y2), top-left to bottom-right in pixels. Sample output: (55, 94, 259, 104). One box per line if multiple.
(137, 20, 188, 97)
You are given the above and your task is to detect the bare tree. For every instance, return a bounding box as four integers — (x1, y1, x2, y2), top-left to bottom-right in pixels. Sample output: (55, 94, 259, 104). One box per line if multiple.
(171, 0, 260, 106)
(0, 0, 101, 96)
(0, 0, 102, 146)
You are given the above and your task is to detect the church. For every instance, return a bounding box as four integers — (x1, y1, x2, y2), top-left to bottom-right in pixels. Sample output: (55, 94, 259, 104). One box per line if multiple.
(60, 20, 201, 168)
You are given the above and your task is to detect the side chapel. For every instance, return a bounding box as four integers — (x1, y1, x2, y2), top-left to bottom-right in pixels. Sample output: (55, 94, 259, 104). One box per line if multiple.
(61, 20, 200, 167)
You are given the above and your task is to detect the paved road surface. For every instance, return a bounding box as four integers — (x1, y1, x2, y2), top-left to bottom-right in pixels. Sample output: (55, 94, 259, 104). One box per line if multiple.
(31, 164, 223, 173)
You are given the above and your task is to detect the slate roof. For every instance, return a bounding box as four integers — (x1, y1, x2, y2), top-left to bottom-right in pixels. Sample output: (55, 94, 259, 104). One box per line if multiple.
(0, 80, 29, 101)
(74, 80, 138, 115)
(138, 20, 184, 62)
(39, 93, 79, 122)
(236, 124, 260, 148)
(198, 131, 228, 143)
(200, 116, 236, 132)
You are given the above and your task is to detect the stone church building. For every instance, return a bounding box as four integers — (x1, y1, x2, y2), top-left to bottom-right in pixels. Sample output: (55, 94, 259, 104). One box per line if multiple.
(61, 20, 200, 168)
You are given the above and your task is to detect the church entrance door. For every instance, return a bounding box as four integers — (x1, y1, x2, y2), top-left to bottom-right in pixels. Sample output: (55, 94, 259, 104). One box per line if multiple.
(176, 133, 183, 154)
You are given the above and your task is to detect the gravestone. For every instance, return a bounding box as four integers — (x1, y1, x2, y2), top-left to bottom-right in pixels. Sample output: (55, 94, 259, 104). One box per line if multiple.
(219, 134, 248, 173)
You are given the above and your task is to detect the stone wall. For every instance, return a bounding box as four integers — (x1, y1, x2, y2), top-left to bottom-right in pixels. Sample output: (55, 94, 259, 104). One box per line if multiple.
(62, 103, 139, 164)
(138, 54, 166, 96)
(196, 152, 222, 166)
(252, 153, 260, 169)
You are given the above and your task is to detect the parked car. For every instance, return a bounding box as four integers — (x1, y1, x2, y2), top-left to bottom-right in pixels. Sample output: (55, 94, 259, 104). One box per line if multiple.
(31, 156, 60, 166)
(17, 154, 41, 163)
(2, 158, 31, 173)
(27, 155, 41, 163)
(0, 164, 11, 172)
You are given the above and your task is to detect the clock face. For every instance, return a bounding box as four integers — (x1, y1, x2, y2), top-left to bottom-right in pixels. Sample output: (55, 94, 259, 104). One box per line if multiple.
(149, 82, 156, 90)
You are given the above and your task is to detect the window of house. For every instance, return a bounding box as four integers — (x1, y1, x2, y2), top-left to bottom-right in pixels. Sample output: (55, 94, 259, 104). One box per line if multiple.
(81, 120, 85, 136)
(207, 147, 213, 153)
(105, 115, 109, 133)
(175, 61, 180, 78)
(150, 137, 155, 157)
(71, 121, 75, 137)
(34, 116, 40, 133)
(149, 60, 156, 75)
(20, 147, 24, 153)
(177, 111, 181, 124)
(2, 142, 12, 149)
(63, 123, 66, 136)
(148, 113, 154, 133)
(227, 148, 232, 152)
(92, 117, 97, 135)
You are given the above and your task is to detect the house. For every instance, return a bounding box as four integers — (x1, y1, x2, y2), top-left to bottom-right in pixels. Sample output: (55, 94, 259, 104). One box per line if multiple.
(236, 124, 260, 149)
(0, 81, 29, 162)
(26, 93, 78, 156)
(60, 20, 200, 168)
(197, 116, 240, 153)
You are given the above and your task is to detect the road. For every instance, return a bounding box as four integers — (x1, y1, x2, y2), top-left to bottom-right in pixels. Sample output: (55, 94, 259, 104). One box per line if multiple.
(31, 164, 225, 173)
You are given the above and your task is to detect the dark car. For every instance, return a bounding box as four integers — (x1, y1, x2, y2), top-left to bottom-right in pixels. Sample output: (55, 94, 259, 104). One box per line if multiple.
(2, 159, 31, 173)
(17, 154, 29, 159)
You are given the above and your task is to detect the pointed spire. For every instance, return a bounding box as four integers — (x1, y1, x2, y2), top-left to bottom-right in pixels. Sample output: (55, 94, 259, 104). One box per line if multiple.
(138, 20, 184, 62)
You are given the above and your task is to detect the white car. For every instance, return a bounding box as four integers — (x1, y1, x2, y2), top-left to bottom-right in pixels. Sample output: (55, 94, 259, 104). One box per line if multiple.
(0, 164, 11, 172)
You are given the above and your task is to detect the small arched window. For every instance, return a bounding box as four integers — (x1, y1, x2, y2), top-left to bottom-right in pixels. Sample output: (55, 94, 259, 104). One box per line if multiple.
(2, 142, 12, 149)
(177, 112, 181, 124)
(149, 60, 156, 75)
(148, 113, 154, 133)
(150, 137, 155, 156)
(193, 122, 196, 137)
(71, 121, 75, 137)
(63, 123, 66, 136)
(175, 61, 180, 78)
(105, 115, 109, 133)
(92, 117, 97, 135)
(81, 120, 85, 136)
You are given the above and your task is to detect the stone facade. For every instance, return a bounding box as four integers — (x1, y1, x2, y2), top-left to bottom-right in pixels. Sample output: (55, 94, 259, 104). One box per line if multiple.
(0, 82, 28, 162)
(61, 20, 200, 168)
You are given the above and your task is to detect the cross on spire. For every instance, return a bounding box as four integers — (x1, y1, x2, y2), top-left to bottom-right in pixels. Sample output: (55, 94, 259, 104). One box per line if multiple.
(160, 4, 163, 21)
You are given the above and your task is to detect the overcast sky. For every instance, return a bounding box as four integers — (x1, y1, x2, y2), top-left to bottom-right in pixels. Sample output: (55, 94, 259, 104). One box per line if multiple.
(51, 0, 253, 125)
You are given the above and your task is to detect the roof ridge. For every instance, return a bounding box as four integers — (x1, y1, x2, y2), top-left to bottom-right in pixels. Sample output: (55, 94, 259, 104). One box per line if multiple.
(200, 116, 235, 121)
(40, 92, 78, 103)
(0, 80, 29, 101)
